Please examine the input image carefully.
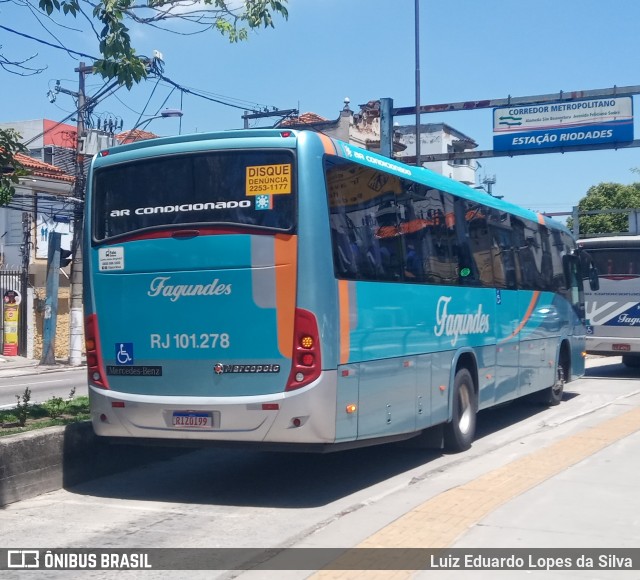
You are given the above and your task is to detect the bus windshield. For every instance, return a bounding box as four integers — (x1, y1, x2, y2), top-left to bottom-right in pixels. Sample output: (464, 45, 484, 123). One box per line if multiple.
(92, 149, 296, 241)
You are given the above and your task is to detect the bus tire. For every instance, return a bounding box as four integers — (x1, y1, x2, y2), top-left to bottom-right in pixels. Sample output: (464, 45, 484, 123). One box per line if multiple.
(536, 362, 565, 406)
(444, 368, 477, 452)
(622, 355, 640, 368)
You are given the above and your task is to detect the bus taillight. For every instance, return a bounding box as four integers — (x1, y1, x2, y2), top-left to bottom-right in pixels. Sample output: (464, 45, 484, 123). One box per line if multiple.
(85, 314, 109, 389)
(286, 308, 322, 391)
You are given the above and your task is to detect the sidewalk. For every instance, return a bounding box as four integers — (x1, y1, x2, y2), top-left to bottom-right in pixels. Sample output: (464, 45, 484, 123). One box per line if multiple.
(0, 355, 84, 377)
(0, 355, 39, 369)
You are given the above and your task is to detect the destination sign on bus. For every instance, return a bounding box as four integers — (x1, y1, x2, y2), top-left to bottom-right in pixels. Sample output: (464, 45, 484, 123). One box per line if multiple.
(493, 97, 633, 152)
(245, 164, 292, 195)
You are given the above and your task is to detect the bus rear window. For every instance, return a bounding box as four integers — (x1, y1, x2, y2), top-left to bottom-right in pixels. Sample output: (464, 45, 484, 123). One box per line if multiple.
(92, 149, 296, 241)
(588, 248, 640, 276)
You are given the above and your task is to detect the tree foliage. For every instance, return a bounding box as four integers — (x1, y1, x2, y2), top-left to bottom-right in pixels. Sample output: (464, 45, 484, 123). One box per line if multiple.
(567, 182, 640, 235)
(0, 128, 28, 206)
(31, 0, 289, 88)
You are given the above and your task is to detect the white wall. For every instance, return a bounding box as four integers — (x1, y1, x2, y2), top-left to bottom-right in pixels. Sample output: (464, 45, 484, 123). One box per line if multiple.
(396, 129, 478, 186)
(0, 120, 45, 148)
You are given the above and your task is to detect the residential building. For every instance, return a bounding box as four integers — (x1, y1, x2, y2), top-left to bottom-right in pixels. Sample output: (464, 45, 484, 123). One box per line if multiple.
(0, 152, 74, 360)
(0, 153, 74, 273)
(0, 119, 78, 175)
(394, 122, 479, 186)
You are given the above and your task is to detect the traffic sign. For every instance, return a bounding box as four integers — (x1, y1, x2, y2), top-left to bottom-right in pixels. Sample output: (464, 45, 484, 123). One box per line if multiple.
(493, 97, 633, 152)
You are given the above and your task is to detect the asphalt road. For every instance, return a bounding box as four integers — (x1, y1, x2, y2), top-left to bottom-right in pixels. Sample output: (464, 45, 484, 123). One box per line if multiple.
(0, 367, 88, 408)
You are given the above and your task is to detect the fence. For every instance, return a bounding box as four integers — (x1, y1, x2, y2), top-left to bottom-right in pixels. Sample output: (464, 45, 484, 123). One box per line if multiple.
(0, 266, 29, 357)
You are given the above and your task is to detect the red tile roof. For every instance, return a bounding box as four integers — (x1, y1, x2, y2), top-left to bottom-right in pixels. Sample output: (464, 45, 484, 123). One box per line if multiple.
(280, 112, 328, 127)
(15, 152, 75, 183)
(116, 129, 159, 144)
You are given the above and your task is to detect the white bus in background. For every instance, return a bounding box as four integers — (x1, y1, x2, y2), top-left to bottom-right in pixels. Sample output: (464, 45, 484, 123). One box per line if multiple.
(578, 236, 640, 367)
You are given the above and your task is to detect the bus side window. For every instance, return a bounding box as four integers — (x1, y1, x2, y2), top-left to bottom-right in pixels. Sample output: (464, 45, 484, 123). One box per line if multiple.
(465, 202, 495, 287)
(538, 225, 554, 290)
(452, 198, 479, 285)
(488, 218, 518, 290)
(512, 218, 542, 290)
(333, 229, 359, 277)
(403, 240, 423, 280)
(374, 201, 404, 281)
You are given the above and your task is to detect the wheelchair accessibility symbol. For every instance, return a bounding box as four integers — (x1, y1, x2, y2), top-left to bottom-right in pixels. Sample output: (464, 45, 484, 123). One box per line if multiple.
(116, 342, 134, 365)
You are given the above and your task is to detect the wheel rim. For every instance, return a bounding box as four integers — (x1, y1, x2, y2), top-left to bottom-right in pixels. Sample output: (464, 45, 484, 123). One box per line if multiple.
(552, 366, 565, 397)
(458, 383, 473, 434)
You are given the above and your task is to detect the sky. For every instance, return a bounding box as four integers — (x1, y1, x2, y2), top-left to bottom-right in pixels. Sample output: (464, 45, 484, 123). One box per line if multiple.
(2, 0, 640, 216)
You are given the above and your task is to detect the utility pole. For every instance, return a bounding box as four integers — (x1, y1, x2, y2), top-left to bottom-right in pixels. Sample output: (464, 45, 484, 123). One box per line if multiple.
(41, 232, 62, 365)
(69, 62, 92, 366)
(20, 212, 31, 356)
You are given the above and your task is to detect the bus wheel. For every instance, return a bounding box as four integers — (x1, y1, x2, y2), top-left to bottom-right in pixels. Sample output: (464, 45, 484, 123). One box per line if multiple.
(622, 355, 640, 368)
(537, 363, 565, 406)
(444, 368, 477, 452)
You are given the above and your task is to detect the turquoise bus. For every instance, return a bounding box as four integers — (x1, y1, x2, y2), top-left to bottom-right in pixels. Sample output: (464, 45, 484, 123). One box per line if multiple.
(83, 129, 592, 452)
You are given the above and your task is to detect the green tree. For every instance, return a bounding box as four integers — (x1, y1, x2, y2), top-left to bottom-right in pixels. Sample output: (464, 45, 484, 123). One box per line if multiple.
(0, 128, 28, 206)
(567, 182, 640, 235)
(5, 0, 288, 87)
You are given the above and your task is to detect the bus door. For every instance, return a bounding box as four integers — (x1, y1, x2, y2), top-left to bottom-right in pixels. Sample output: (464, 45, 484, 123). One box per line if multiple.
(490, 221, 522, 405)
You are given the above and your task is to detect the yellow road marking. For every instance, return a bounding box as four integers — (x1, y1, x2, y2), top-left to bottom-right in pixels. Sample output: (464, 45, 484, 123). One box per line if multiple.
(311, 406, 640, 578)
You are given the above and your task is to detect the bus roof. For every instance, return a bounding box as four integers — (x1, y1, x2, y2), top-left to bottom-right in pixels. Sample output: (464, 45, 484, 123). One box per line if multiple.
(578, 235, 640, 248)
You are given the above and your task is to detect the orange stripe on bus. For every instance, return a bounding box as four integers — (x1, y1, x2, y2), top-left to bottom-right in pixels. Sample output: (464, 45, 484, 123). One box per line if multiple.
(537, 213, 545, 225)
(275, 234, 298, 358)
(317, 133, 337, 155)
(504, 291, 540, 341)
(338, 280, 351, 364)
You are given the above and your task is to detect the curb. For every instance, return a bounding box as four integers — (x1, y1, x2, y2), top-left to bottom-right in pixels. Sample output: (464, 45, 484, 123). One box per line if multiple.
(0, 422, 189, 507)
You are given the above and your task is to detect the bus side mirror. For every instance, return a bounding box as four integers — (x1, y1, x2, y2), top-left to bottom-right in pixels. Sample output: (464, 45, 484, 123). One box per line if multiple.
(589, 266, 600, 291)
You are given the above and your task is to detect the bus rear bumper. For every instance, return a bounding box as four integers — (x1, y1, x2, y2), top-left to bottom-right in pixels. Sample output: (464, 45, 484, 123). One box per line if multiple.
(89, 372, 339, 445)
(586, 336, 640, 357)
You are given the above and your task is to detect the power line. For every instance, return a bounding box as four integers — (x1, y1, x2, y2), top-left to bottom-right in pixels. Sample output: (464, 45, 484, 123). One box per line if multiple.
(0, 24, 98, 61)
(2, 20, 287, 127)
(156, 72, 274, 112)
(129, 76, 163, 133)
(169, 82, 274, 111)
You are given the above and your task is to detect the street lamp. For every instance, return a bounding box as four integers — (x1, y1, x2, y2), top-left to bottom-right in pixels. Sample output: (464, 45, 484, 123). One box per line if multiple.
(123, 109, 183, 142)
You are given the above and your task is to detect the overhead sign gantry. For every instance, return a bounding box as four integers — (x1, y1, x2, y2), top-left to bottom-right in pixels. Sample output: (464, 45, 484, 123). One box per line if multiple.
(380, 85, 640, 163)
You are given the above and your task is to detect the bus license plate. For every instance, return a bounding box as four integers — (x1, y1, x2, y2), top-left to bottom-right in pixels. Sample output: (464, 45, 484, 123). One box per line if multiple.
(172, 412, 212, 428)
(612, 344, 631, 352)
